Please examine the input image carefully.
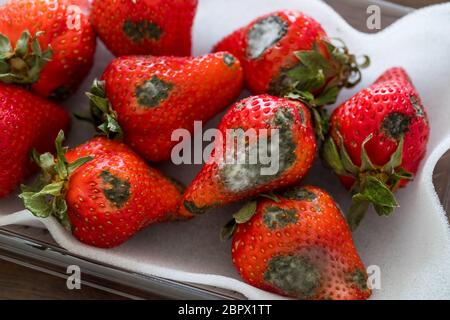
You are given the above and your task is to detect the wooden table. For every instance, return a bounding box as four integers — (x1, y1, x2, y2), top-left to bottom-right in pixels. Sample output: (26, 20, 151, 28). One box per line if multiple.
(393, 0, 445, 7)
(0, 0, 448, 300)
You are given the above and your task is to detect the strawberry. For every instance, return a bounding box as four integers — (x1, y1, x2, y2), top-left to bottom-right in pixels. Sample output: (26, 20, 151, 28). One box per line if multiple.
(179, 94, 316, 218)
(90, 0, 198, 57)
(213, 10, 369, 139)
(86, 52, 243, 162)
(226, 186, 371, 300)
(0, 83, 70, 198)
(0, 0, 96, 99)
(322, 67, 430, 230)
(20, 132, 183, 248)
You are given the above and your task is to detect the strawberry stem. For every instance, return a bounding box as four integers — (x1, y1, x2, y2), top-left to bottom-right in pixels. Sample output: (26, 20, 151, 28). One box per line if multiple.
(0, 30, 52, 85)
(19, 131, 92, 230)
(85, 79, 123, 139)
(272, 39, 369, 140)
(322, 133, 411, 231)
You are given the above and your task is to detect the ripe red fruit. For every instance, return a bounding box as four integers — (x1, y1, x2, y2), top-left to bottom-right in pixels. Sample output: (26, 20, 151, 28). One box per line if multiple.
(229, 186, 371, 300)
(179, 94, 316, 218)
(0, 83, 70, 198)
(322, 67, 430, 230)
(86, 52, 243, 162)
(213, 10, 369, 139)
(0, 0, 96, 99)
(90, 0, 198, 57)
(20, 133, 183, 248)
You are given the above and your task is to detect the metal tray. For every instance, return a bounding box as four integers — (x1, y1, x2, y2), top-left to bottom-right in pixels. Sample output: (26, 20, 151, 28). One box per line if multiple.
(0, 0, 448, 299)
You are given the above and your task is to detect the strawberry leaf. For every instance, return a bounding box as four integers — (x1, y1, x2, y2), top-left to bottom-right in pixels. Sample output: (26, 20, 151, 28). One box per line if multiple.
(68, 156, 93, 175)
(19, 181, 65, 218)
(324, 38, 370, 88)
(347, 175, 399, 230)
(259, 192, 281, 202)
(373, 204, 394, 217)
(313, 86, 340, 106)
(383, 137, 404, 174)
(361, 175, 398, 208)
(31, 32, 42, 56)
(0, 30, 52, 85)
(52, 197, 70, 230)
(286, 90, 315, 103)
(337, 132, 359, 175)
(310, 108, 329, 141)
(54, 131, 69, 179)
(278, 39, 369, 140)
(15, 31, 30, 56)
(34, 150, 55, 172)
(294, 50, 333, 77)
(19, 130, 93, 230)
(233, 201, 258, 224)
(221, 201, 259, 241)
(394, 167, 413, 180)
(220, 219, 237, 241)
(0, 34, 12, 58)
(326, 130, 410, 231)
(86, 92, 109, 113)
(347, 196, 370, 231)
(322, 136, 346, 176)
(360, 134, 375, 171)
(86, 79, 123, 139)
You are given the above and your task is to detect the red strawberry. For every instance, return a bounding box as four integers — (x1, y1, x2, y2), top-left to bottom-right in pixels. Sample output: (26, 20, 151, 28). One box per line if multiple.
(322, 67, 430, 230)
(86, 52, 243, 162)
(0, 83, 70, 198)
(213, 10, 369, 138)
(0, 0, 96, 99)
(227, 186, 371, 300)
(179, 94, 316, 218)
(20, 133, 183, 248)
(90, 0, 198, 57)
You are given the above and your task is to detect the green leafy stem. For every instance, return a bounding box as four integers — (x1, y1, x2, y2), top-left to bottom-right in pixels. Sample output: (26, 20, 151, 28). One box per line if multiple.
(0, 30, 52, 85)
(19, 131, 92, 230)
(79, 79, 123, 139)
(276, 39, 370, 140)
(322, 133, 413, 231)
(220, 192, 281, 240)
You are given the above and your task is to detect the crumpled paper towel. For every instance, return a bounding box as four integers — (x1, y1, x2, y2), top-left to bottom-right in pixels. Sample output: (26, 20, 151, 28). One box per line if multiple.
(1, 0, 450, 299)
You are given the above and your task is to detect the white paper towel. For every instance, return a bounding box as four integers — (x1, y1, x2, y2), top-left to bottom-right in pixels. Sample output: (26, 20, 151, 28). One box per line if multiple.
(1, 0, 450, 299)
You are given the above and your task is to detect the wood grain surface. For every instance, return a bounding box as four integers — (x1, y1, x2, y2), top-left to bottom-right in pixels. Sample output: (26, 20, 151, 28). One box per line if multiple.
(394, 0, 445, 7)
(0, 0, 448, 300)
(0, 259, 124, 300)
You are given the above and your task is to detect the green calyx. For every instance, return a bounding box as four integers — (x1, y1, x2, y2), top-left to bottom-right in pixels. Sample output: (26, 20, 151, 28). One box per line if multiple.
(322, 133, 412, 231)
(84, 79, 123, 139)
(19, 131, 93, 230)
(0, 30, 52, 85)
(220, 192, 283, 240)
(221, 201, 258, 241)
(271, 39, 369, 140)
